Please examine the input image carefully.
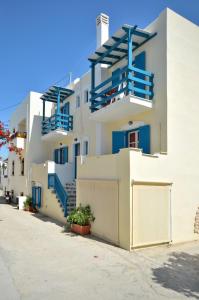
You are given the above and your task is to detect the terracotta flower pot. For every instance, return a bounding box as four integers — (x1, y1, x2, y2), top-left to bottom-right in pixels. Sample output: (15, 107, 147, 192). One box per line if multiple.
(29, 206, 33, 212)
(71, 224, 91, 235)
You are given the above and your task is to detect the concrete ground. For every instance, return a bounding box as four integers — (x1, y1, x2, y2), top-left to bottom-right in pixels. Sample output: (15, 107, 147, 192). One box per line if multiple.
(0, 196, 199, 300)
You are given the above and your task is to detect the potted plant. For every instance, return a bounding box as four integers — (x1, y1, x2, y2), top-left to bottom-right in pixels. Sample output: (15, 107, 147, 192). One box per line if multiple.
(23, 196, 33, 212)
(67, 204, 95, 235)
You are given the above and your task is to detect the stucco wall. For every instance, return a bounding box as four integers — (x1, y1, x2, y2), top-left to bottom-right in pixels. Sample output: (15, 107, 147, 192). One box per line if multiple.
(77, 150, 131, 250)
(77, 179, 119, 244)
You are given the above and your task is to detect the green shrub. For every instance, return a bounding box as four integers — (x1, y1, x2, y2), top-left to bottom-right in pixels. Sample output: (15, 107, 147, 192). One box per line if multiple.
(24, 196, 32, 209)
(67, 204, 95, 226)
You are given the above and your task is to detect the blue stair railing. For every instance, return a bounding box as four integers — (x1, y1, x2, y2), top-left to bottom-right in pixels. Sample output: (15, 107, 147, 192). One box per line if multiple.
(48, 173, 68, 217)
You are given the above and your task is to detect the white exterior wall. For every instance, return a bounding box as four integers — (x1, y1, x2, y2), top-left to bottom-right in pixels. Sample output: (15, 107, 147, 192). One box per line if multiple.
(7, 92, 52, 198)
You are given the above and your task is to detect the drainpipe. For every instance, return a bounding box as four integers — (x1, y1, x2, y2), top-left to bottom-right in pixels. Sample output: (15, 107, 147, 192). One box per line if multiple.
(169, 187, 173, 245)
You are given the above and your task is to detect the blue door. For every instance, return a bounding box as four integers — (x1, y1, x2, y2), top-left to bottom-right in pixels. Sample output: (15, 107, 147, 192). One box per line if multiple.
(134, 51, 146, 98)
(61, 102, 70, 115)
(32, 186, 42, 208)
(112, 68, 121, 89)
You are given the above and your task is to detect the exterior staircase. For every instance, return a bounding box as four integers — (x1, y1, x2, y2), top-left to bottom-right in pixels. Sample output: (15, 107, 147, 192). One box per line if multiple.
(65, 181, 76, 215)
(48, 174, 76, 217)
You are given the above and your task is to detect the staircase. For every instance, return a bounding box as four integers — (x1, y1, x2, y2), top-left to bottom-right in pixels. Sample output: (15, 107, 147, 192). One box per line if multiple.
(65, 181, 76, 215)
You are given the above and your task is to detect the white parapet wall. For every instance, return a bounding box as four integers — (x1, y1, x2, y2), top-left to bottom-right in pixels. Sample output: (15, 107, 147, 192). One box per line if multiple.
(77, 147, 199, 250)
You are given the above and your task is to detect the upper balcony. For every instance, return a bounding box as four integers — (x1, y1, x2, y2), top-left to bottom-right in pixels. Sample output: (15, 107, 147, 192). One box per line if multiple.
(41, 86, 74, 141)
(88, 25, 156, 122)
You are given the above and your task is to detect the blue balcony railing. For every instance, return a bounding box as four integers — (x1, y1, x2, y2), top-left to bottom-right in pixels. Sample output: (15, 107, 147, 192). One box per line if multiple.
(90, 65, 154, 112)
(42, 113, 73, 135)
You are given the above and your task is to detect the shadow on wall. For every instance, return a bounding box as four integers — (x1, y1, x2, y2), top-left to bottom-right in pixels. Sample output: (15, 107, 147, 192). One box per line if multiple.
(152, 252, 199, 299)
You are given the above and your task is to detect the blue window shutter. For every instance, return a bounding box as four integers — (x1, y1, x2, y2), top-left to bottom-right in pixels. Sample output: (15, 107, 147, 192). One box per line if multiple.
(54, 149, 59, 164)
(138, 125, 150, 154)
(134, 51, 146, 98)
(112, 131, 127, 154)
(63, 147, 68, 164)
(112, 68, 121, 87)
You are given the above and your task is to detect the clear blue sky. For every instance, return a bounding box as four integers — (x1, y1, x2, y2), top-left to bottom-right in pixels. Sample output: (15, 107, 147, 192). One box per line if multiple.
(0, 0, 198, 158)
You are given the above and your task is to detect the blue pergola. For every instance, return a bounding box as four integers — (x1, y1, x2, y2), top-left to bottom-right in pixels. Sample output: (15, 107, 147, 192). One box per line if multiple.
(41, 86, 74, 121)
(88, 24, 157, 111)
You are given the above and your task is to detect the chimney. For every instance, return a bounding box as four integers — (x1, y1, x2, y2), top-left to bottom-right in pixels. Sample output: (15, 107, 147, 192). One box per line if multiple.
(96, 13, 109, 48)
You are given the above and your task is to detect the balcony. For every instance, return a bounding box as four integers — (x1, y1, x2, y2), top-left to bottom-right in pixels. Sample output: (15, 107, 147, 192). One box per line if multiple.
(42, 113, 73, 141)
(90, 65, 153, 122)
(40, 85, 74, 141)
(88, 24, 156, 122)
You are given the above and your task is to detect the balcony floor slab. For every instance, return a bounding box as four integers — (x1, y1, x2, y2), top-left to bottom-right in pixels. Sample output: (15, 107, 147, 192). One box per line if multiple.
(41, 130, 71, 142)
(90, 95, 152, 123)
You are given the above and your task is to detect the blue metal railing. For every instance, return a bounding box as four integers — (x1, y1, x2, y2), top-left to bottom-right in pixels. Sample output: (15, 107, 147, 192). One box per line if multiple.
(90, 65, 154, 112)
(48, 173, 68, 217)
(42, 113, 73, 135)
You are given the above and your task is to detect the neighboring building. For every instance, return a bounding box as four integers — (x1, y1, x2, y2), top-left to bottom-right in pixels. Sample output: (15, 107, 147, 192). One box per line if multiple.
(4, 8, 199, 250)
(0, 158, 8, 191)
(6, 91, 52, 200)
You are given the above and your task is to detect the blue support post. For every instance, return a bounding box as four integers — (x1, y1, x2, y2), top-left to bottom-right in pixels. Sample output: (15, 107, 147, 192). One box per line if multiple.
(91, 63, 95, 112)
(56, 88, 61, 114)
(127, 29, 133, 94)
(42, 100, 45, 122)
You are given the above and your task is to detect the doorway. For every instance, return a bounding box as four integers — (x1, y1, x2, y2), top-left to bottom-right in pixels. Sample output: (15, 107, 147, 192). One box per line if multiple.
(74, 143, 80, 179)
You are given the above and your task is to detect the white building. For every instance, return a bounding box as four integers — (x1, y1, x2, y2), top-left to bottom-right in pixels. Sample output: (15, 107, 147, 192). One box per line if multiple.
(5, 8, 199, 250)
(0, 158, 8, 192)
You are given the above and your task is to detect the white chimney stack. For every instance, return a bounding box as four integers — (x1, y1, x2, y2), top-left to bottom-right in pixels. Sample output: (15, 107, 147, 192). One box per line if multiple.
(96, 13, 109, 49)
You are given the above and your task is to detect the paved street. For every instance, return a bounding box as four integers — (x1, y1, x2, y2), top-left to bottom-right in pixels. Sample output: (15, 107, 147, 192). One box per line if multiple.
(0, 195, 199, 300)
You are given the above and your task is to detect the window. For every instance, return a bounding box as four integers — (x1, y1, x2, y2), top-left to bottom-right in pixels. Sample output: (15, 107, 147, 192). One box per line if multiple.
(83, 141, 89, 155)
(84, 90, 89, 103)
(21, 158, 24, 176)
(54, 147, 68, 164)
(76, 95, 80, 108)
(12, 161, 15, 176)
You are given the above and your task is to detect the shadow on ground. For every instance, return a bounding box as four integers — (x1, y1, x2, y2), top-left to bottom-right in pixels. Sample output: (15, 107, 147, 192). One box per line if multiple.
(152, 251, 199, 299)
